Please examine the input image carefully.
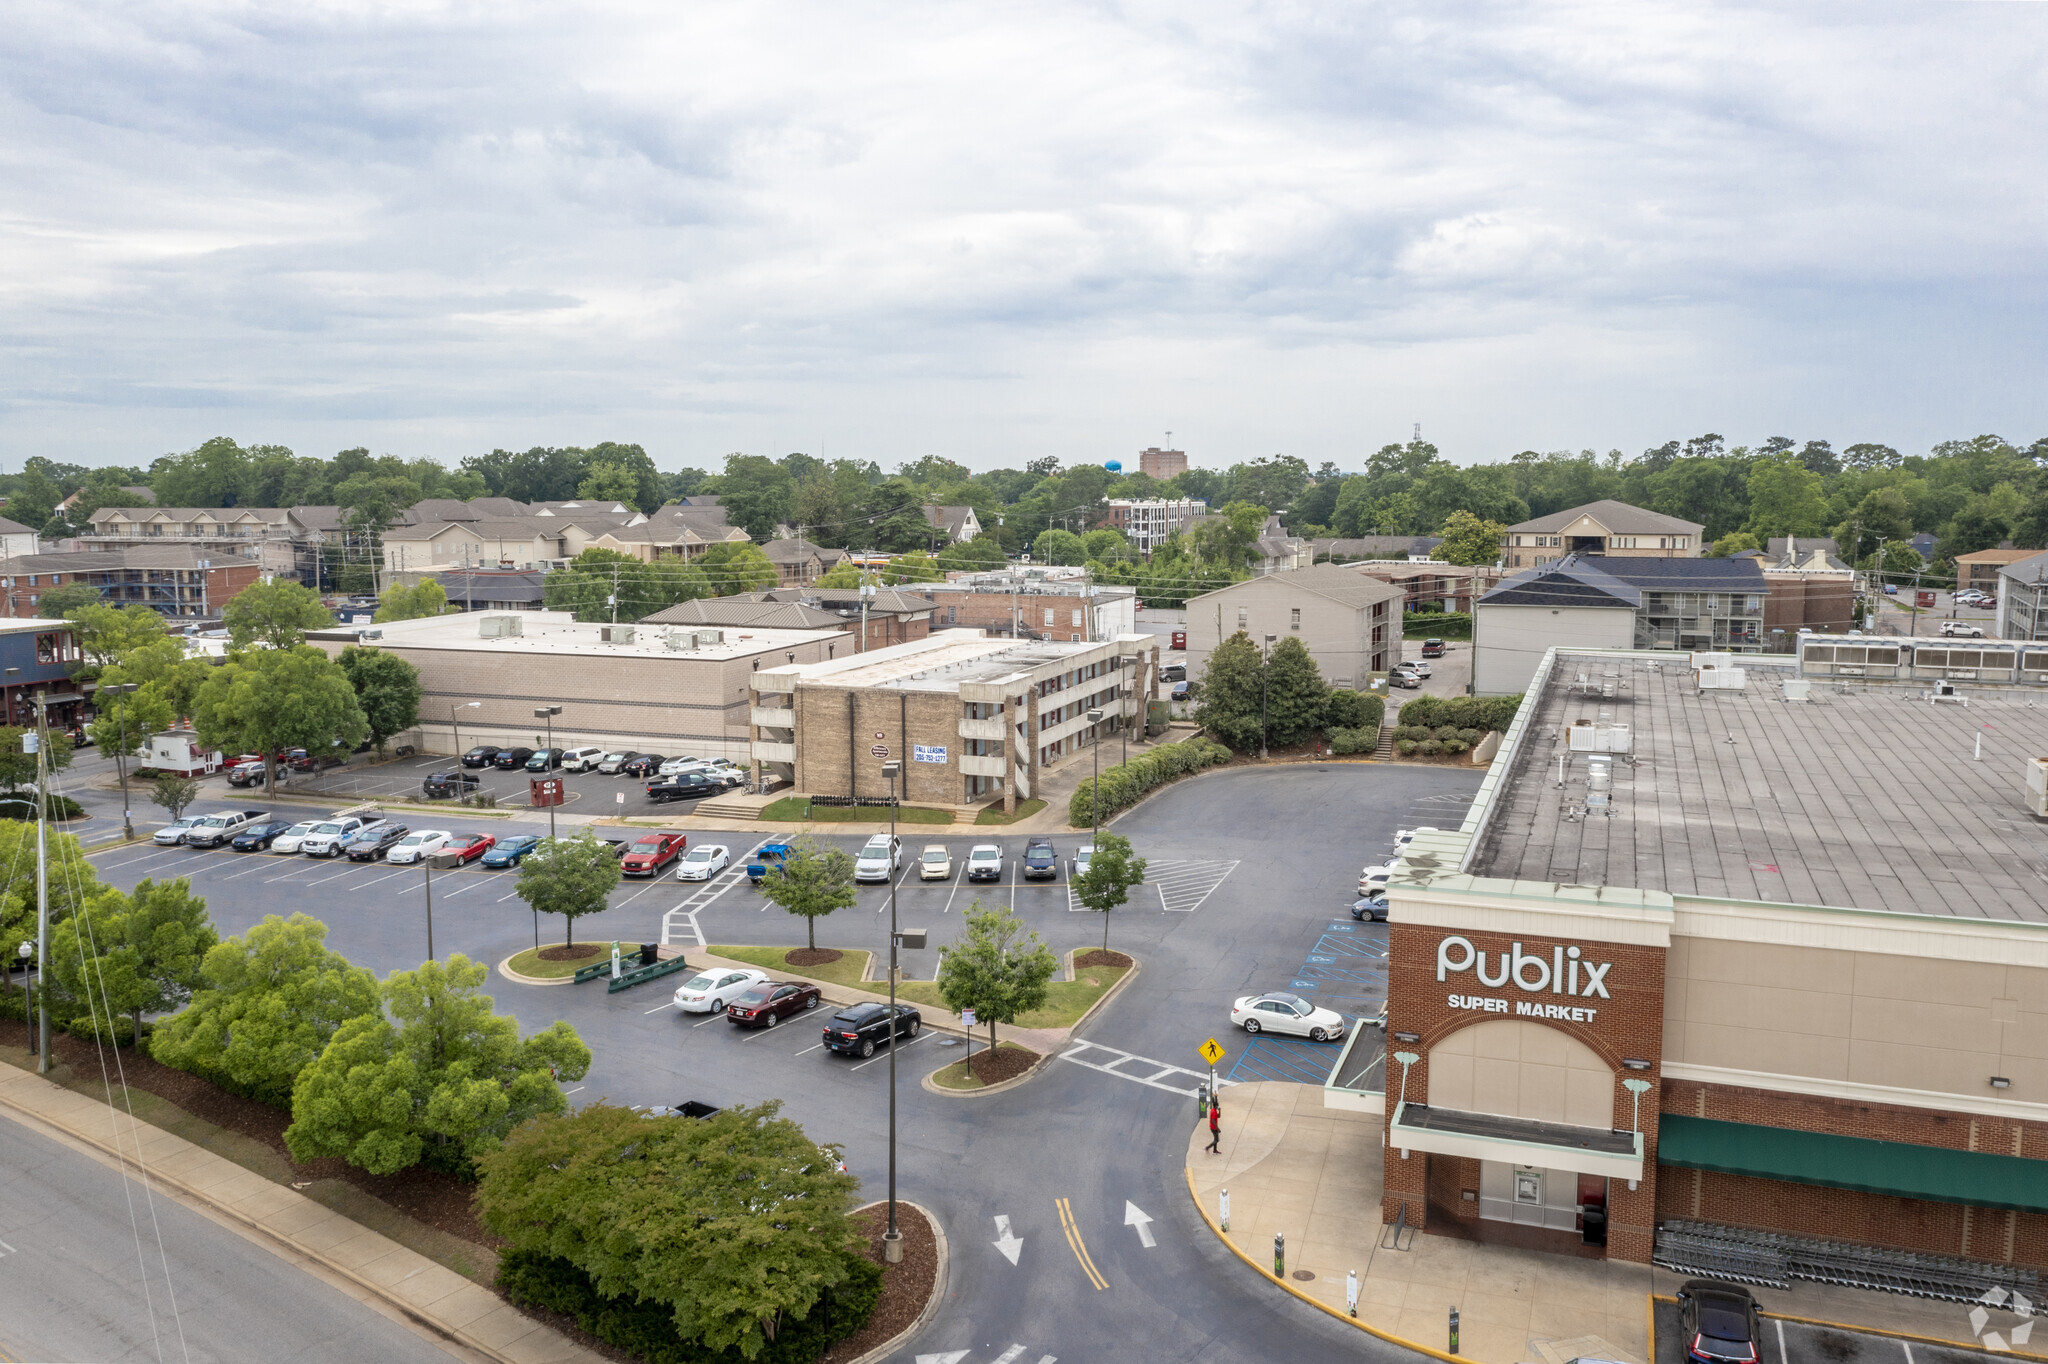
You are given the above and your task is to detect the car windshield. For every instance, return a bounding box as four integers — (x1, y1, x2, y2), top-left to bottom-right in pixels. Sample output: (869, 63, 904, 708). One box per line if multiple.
(466, 747, 492, 755)
(683, 848, 714, 862)
(735, 988, 772, 1004)
(682, 973, 719, 990)
(632, 837, 663, 850)
(283, 823, 313, 836)
(923, 849, 946, 863)
(397, 834, 424, 846)
(970, 848, 997, 860)
(605, 753, 627, 761)
(1026, 846, 1053, 860)
(312, 823, 342, 834)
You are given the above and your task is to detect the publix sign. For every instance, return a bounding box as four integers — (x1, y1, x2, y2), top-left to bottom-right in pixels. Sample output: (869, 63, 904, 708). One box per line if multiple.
(1437, 935, 1612, 1022)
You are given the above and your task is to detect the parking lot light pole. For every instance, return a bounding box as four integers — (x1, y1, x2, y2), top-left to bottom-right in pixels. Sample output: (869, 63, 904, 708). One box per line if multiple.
(534, 706, 562, 838)
(1261, 634, 1276, 759)
(452, 700, 479, 760)
(882, 759, 903, 1264)
(101, 682, 138, 840)
(1086, 708, 1104, 846)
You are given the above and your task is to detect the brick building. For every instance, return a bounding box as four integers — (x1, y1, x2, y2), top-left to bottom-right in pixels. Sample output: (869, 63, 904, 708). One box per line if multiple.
(1344, 645, 2048, 1282)
(922, 577, 1137, 642)
(0, 547, 263, 619)
(748, 631, 1160, 812)
(1137, 446, 1187, 480)
(1956, 547, 2037, 600)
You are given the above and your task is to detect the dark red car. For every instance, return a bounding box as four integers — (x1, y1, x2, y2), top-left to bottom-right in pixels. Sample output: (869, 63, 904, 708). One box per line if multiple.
(448, 832, 497, 863)
(621, 831, 687, 876)
(726, 981, 822, 1029)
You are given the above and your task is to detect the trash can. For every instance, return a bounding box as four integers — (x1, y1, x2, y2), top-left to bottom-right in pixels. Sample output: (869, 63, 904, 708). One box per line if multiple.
(1580, 1205, 1608, 1247)
(639, 943, 659, 967)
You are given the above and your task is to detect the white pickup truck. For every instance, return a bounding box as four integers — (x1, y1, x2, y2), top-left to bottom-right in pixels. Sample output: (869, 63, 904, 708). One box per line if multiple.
(181, 809, 271, 849)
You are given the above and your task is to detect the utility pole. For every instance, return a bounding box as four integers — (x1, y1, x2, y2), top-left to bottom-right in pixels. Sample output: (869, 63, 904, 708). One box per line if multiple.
(882, 760, 904, 1265)
(33, 692, 51, 1072)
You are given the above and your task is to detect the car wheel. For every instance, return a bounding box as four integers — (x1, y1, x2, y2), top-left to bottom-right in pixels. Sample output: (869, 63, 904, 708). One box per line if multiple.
(804, 994, 819, 1010)
(1310, 1027, 1329, 1042)
(1243, 1019, 1262, 1034)
(906, 1019, 920, 1038)
(765, 1011, 779, 1029)
(859, 1039, 875, 1058)
(712, 998, 726, 1013)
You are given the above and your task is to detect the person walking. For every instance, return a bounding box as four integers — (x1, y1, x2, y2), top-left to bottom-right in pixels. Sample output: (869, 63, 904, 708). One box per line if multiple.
(1204, 1097, 1222, 1154)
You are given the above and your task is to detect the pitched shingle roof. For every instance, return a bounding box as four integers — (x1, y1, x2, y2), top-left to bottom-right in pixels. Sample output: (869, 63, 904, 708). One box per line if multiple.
(1186, 561, 1405, 611)
(1508, 499, 1703, 536)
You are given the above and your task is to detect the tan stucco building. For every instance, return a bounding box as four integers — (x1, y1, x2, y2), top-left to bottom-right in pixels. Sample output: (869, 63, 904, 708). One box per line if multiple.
(1503, 500, 1704, 569)
(1184, 563, 1403, 689)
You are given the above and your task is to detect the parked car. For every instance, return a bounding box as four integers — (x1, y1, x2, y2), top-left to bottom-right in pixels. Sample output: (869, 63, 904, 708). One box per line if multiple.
(1675, 1281, 1763, 1364)
(460, 745, 502, 768)
(1421, 638, 1446, 658)
(285, 747, 346, 772)
(676, 844, 731, 881)
(480, 834, 541, 868)
(344, 821, 411, 861)
(182, 809, 271, 849)
(1939, 620, 1986, 637)
(524, 748, 564, 772)
(229, 819, 297, 852)
(1071, 844, 1094, 878)
(1392, 827, 1440, 853)
(1159, 662, 1187, 683)
(299, 817, 370, 857)
(621, 830, 688, 876)
(646, 773, 721, 802)
(1231, 991, 1348, 1042)
(385, 829, 452, 864)
(673, 966, 769, 1014)
(726, 980, 823, 1029)
(1359, 861, 1397, 895)
(559, 745, 608, 772)
(917, 844, 951, 881)
(854, 834, 901, 883)
(492, 747, 536, 770)
(657, 755, 706, 777)
(1388, 669, 1423, 689)
(226, 763, 283, 788)
(421, 770, 481, 799)
(1397, 659, 1433, 679)
(822, 1001, 921, 1058)
(596, 750, 642, 774)
(966, 844, 1004, 882)
(1171, 679, 1190, 700)
(447, 832, 496, 862)
(269, 821, 319, 854)
(1022, 838, 1058, 880)
(1351, 893, 1388, 922)
(620, 754, 666, 777)
(1883, 583, 1900, 595)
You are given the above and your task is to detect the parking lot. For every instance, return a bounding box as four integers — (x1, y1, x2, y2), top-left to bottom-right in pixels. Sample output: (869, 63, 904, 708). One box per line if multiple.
(1652, 1295, 2012, 1364)
(205, 748, 742, 814)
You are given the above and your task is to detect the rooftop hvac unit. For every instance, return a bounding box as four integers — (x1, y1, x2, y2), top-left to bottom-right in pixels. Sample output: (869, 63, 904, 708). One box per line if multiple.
(1782, 678, 1812, 702)
(1567, 723, 1632, 753)
(662, 630, 695, 652)
(1587, 755, 1613, 807)
(601, 625, 636, 645)
(695, 629, 724, 647)
(478, 614, 524, 638)
(1697, 667, 1746, 692)
(1689, 651, 1735, 670)
(2028, 758, 2048, 819)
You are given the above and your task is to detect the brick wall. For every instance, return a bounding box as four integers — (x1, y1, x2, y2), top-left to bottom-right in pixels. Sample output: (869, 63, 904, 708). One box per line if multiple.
(941, 591, 1094, 640)
(794, 684, 972, 804)
(1762, 574, 1855, 635)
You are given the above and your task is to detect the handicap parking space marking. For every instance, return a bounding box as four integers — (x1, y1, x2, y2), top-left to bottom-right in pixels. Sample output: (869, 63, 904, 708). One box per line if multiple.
(1225, 1035, 1347, 1086)
(1058, 1040, 1237, 1098)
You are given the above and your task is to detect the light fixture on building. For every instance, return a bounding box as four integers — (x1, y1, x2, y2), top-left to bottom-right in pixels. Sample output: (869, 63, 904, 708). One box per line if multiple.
(1622, 1059, 1651, 1071)
(1393, 1031, 1420, 1044)
(1991, 1077, 2012, 1089)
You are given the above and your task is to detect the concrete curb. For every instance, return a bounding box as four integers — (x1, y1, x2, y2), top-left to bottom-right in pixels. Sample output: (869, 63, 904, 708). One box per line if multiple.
(844, 1198, 949, 1364)
(495, 952, 574, 987)
(919, 1045, 1052, 1098)
(1183, 1163, 1465, 1364)
(1062, 951, 1141, 1036)
(919, 954, 1137, 1097)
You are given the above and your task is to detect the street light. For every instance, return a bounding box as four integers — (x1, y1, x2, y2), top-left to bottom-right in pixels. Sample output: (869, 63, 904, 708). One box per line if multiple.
(100, 681, 139, 840)
(1086, 708, 1104, 847)
(1261, 634, 1277, 759)
(534, 706, 563, 839)
(881, 758, 904, 1264)
(451, 700, 480, 760)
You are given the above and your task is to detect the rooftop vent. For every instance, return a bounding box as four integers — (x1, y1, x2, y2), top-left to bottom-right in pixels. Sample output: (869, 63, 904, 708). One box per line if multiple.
(1690, 651, 1735, 670)
(1587, 755, 1613, 808)
(1567, 722, 1631, 753)
(478, 614, 523, 638)
(1782, 678, 1812, 702)
(695, 630, 725, 647)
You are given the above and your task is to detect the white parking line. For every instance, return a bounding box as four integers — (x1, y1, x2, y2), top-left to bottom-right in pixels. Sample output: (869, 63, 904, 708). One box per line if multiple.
(689, 1011, 727, 1028)
(643, 1001, 675, 1015)
(439, 877, 488, 897)
(793, 1042, 825, 1056)
(850, 1032, 927, 1071)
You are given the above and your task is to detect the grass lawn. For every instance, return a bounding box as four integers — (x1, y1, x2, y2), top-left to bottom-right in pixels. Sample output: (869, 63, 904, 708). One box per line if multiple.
(974, 799, 1046, 826)
(504, 945, 604, 979)
(759, 797, 954, 825)
(930, 1042, 1036, 1090)
(706, 945, 874, 990)
(892, 960, 1129, 1030)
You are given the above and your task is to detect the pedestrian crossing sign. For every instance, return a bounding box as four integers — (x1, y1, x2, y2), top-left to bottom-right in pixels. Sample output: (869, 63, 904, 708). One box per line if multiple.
(1198, 1037, 1226, 1067)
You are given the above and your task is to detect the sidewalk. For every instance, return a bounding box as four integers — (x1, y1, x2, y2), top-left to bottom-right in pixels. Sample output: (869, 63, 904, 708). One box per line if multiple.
(0, 1060, 605, 1364)
(1186, 1083, 2035, 1364)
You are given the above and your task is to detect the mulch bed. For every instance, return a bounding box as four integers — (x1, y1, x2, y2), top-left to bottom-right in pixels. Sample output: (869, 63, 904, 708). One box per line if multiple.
(537, 943, 604, 962)
(966, 1043, 1040, 1087)
(786, 948, 845, 967)
(820, 1201, 939, 1364)
(0, 1018, 498, 1247)
(1072, 949, 1132, 970)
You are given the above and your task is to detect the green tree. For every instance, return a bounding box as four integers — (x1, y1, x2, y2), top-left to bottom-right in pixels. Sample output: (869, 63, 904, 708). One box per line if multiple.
(149, 774, 200, 823)
(1708, 531, 1760, 558)
(0, 823, 102, 1004)
(1431, 510, 1509, 566)
(286, 953, 591, 1175)
(1743, 454, 1830, 540)
(222, 580, 333, 651)
(334, 471, 424, 537)
(814, 561, 873, 589)
(1071, 833, 1147, 953)
(67, 602, 168, 677)
(758, 838, 857, 951)
(337, 646, 422, 756)
(515, 831, 622, 948)
(150, 436, 254, 507)
(1193, 630, 1265, 751)
(1834, 487, 1914, 563)
(1190, 501, 1269, 568)
(190, 645, 369, 795)
(49, 878, 217, 1043)
(855, 478, 940, 553)
(576, 460, 643, 505)
(696, 542, 779, 594)
(33, 582, 101, 617)
(1032, 529, 1086, 565)
(717, 454, 797, 541)
(6, 463, 63, 530)
(542, 547, 711, 622)
(476, 1101, 863, 1360)
(935, 902, 1058, 1053)
(87, 682, 174, 790)
(935, 536, 1008, 571)
(150, 913, 380, 1105)
(1262, 635, 1329, 746)
(373, 579, 451, 623)
(880, 550, 945, 584)
(0, 724, 72, 798)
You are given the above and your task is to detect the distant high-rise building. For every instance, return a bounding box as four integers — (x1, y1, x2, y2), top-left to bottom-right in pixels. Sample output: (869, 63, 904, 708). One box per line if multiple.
(1138, 446, 1187, 480)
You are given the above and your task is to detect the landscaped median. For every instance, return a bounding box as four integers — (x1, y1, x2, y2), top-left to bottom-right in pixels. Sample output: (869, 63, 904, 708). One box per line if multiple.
(706, 944, 874, 990)
(758, 797, 954, 825)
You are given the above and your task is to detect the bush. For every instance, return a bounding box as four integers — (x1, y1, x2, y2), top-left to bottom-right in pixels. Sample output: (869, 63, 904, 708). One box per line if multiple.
(1068, 735, 1231, 826)
(1396, 694, 1522, 734)
(497, 1248, 882, 1364)
(1328, 727, 1376, 755)
(1323, 690, 1384, 732)
(0, 792, 86, 821)
(1442, 739, 1468, 755)
(1417, 739, 1444, 756)
(1402, 611, 1472, 639)
(1396, 739, 1419, 755)
(1393, 724, 1431, 742)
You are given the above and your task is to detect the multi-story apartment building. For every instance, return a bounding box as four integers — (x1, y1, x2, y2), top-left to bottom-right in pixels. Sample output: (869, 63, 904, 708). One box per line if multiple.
(1184, 564, 1403, 688)
(1136, 446, 1187, 480)
(81, 506, 307, 576)
(0, 547, 263, 621)
(1998, 550, 2048, 642)
(1956, 546, 2037, 601)
(1102, 498, 1205, 553)
(1503, 500, 1704, 569)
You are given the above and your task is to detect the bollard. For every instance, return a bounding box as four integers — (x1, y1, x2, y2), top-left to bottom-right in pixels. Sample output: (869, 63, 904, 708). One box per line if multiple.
(1274, 1231, 1285, 1278)
(1347, 1269, 1359, 1318)
(1220, 1187, 1230, 1232)
(1449, 1305, 1460, 1355)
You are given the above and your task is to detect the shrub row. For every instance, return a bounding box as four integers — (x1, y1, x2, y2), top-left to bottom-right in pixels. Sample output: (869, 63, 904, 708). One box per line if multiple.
(0, 792, 87, 821)
(1393, 694, 1522, 733)
(1068, 735, 1232, 826)
(1392, 724, 1484, 745)
(1327, 727, 1377, 755)
(1402, 611, 1472, 639)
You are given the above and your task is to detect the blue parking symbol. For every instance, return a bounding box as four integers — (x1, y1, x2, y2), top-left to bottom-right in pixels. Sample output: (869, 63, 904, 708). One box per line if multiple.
(1289, 980, 1318, 990)
(1325, 924, 1355, 932)
(1307, 955, 1336, 964)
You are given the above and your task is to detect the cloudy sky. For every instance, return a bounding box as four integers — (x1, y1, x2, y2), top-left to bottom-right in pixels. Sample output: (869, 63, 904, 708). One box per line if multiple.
(3, 0, 2044, 475)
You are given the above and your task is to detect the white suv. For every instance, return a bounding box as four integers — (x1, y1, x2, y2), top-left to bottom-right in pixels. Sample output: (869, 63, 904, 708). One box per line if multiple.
(559, 746, 608, 772)
(1939, 620, 1987, 638)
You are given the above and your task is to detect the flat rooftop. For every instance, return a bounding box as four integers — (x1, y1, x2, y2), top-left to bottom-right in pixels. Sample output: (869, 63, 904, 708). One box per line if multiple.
(1469, 650, 2048, 922)
(792, 632, 1130, 692)
(315, 610, 842, 662)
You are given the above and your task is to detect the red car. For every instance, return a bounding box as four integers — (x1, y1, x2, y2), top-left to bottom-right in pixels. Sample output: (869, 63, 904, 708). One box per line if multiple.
(621, 831, 687, 877)
(448, 832, 497, 863)
(726, 981, 822, 1028)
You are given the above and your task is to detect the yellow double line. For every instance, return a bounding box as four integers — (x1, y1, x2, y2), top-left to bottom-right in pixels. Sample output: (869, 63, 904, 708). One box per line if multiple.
(1054, 1197, 1108, 1290)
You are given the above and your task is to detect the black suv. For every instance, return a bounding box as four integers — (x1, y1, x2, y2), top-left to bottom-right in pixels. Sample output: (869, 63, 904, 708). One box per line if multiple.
(822, 1002, 921, 1058)
(492, 747, 536, 770)
(422, 770, 481, 799)
(461, 745, 502, 768)
(1022, 838, 1058, 880)
(1676, 1281, 1762, 1364)
(344, 821, 411, 861)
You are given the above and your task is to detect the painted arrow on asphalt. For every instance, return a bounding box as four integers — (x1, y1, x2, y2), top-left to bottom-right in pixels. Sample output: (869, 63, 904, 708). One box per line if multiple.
(1124, 1201, 1156, 1248)
(915, 1354, 969, 1364)
(993, 1214, 1024, 1265)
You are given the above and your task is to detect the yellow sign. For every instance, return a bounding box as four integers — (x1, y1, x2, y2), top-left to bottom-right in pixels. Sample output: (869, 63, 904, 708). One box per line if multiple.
(1198, 1037, 1227, 1067)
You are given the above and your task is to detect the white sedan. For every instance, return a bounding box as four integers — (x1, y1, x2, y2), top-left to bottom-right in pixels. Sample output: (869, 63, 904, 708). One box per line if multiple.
(673, 967, 769, 1014)
(1392, 826, 1440, 852)
(270, 821, 318, 854)
(658, 756, 705, 777)
(386, 830, 452, 864)
(1231, 992, 1349, 1043)
(676, 844, 731, 881)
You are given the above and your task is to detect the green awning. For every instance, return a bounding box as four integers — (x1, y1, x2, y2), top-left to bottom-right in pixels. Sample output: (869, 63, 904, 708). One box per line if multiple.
(1659, 1115, 2048, 1214)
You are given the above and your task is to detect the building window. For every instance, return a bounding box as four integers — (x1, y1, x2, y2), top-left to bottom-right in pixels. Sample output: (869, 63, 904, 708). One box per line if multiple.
(1237, 608, 1248, 629)
(1290, 607, 1301, 630)
(1071, 609, 1082, 627)
(947, 606, 956, 624)
(1044, 608, 1055, 626)
(1070, 633, 1081, 642)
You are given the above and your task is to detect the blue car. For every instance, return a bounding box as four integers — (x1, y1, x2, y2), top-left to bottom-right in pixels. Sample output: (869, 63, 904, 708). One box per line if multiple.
(481, 834, 541, 868)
